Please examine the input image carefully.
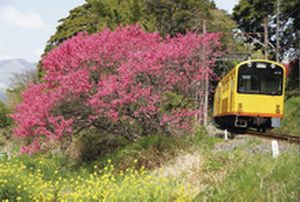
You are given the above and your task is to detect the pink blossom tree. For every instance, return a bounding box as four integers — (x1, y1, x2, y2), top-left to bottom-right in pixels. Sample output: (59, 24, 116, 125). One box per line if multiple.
(11, 25, 221, 153)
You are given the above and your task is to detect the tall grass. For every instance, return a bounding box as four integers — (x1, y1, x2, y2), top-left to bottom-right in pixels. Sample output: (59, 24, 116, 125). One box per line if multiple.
(196, 148, 300, 201)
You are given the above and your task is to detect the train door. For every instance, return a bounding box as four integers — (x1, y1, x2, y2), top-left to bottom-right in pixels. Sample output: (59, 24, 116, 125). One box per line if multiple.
(218, 87, 221, 115)
(230, 77, 234, 112)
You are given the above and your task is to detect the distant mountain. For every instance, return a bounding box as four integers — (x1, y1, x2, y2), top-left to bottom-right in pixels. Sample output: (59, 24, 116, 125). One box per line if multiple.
(0, 58, 36, 101)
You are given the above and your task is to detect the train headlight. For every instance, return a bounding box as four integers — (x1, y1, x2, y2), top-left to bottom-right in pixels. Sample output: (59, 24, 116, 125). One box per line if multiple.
(276, 105, 280, 114)
(238, 103, 243, 113)
(271, 64, 276, 69)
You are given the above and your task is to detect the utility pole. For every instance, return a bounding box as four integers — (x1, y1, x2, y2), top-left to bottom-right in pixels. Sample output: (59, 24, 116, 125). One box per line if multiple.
(203, 19, 207, 34)
(203, 19, 208, 126)
(276, 0, 281, 62)
(264, 16, 269, 60)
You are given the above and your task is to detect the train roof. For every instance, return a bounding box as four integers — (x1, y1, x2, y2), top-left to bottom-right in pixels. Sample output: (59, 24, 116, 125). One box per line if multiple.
(217, 59, 286, 87)
(236, 59, 286, 70)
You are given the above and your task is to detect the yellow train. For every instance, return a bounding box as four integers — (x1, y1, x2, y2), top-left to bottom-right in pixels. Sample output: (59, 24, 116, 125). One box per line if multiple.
(213, 59, 286, 132)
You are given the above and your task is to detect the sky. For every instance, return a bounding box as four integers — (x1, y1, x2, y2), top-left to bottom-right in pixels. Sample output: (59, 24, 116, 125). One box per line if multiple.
(0, 0, 238, 63)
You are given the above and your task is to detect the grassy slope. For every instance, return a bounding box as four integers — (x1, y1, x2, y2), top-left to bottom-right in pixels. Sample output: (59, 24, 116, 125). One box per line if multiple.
(275, 96, 300, 136)
(196, 146, 300, 201)
(0, 129, 211, 201)
(1, 128, 300, 201)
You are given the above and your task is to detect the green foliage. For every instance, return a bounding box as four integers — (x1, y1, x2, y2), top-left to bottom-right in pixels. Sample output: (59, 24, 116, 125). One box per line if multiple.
(233, 0, 275, 54)
(0, 102, 12, 129)
(45, 0, 149, 53)
(281, 0, 300, 30)
(95, 131, 202, 170)
(233, 0, 300, 60)
(275, 96, 300, 135)
(161, 92, 194, 112)
(44, 0, 234, 54)
(194, 126, 222, 150)
(0, 136, 5, 147)
(144, 0, 216, 36)
(63, 125, 193, 165)
(66, 129, 131, 163)
(286, 60, 300, 91)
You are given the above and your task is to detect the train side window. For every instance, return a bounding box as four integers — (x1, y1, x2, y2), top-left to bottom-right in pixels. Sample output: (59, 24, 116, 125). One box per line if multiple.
(260, 75, 282, 95)
(238, 74, 259, 93)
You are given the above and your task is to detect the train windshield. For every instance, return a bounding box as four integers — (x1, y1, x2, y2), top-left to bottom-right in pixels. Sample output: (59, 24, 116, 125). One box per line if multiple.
(238, 62, 283, 95)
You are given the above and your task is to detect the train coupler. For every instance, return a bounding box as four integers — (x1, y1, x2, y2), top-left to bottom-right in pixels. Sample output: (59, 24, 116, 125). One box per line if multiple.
(234, 116, 248, 128)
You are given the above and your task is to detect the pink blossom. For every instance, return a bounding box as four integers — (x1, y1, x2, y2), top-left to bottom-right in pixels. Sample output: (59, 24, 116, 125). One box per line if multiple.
(12, 25, 222, 153)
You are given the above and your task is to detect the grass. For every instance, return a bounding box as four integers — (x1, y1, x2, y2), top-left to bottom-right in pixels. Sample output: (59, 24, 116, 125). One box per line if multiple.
(275, 96, 300, 136)
(88, 127, 221, 171)
(0, 127, 219, 201)
(1, 127, 299, 201)
(196, 150, 300, 201)
(192, 134, 300, 201)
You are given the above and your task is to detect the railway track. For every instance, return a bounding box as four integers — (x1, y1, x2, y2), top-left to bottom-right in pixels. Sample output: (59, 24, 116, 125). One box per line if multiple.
(246, 131, 300, 144)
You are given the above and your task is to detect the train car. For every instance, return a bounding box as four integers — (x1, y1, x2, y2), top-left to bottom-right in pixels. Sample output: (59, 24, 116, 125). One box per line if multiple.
(213, 59, 286, 132)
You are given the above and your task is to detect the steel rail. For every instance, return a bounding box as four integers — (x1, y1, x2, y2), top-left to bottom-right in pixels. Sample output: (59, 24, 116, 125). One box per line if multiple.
(246, 131, 300, 144)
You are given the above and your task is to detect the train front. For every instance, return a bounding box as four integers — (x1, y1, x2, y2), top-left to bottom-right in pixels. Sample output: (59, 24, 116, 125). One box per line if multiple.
(235, 60, 285, 131)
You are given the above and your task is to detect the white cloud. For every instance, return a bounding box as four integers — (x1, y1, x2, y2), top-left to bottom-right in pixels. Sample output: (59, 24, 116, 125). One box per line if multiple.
(34, 48, 43, 58)
(0, 6, 46, 29)
(0, 54, 14, 60)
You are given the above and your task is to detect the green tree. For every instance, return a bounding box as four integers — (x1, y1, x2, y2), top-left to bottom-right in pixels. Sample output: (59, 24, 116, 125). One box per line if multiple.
(0, 102, 12, 129)
(233, 0, 300, 91)
(44, 0, 234, 55)
(233, 0, 300, 60)
(144, 0, 216, 36)
(44, 0, 150, 53)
